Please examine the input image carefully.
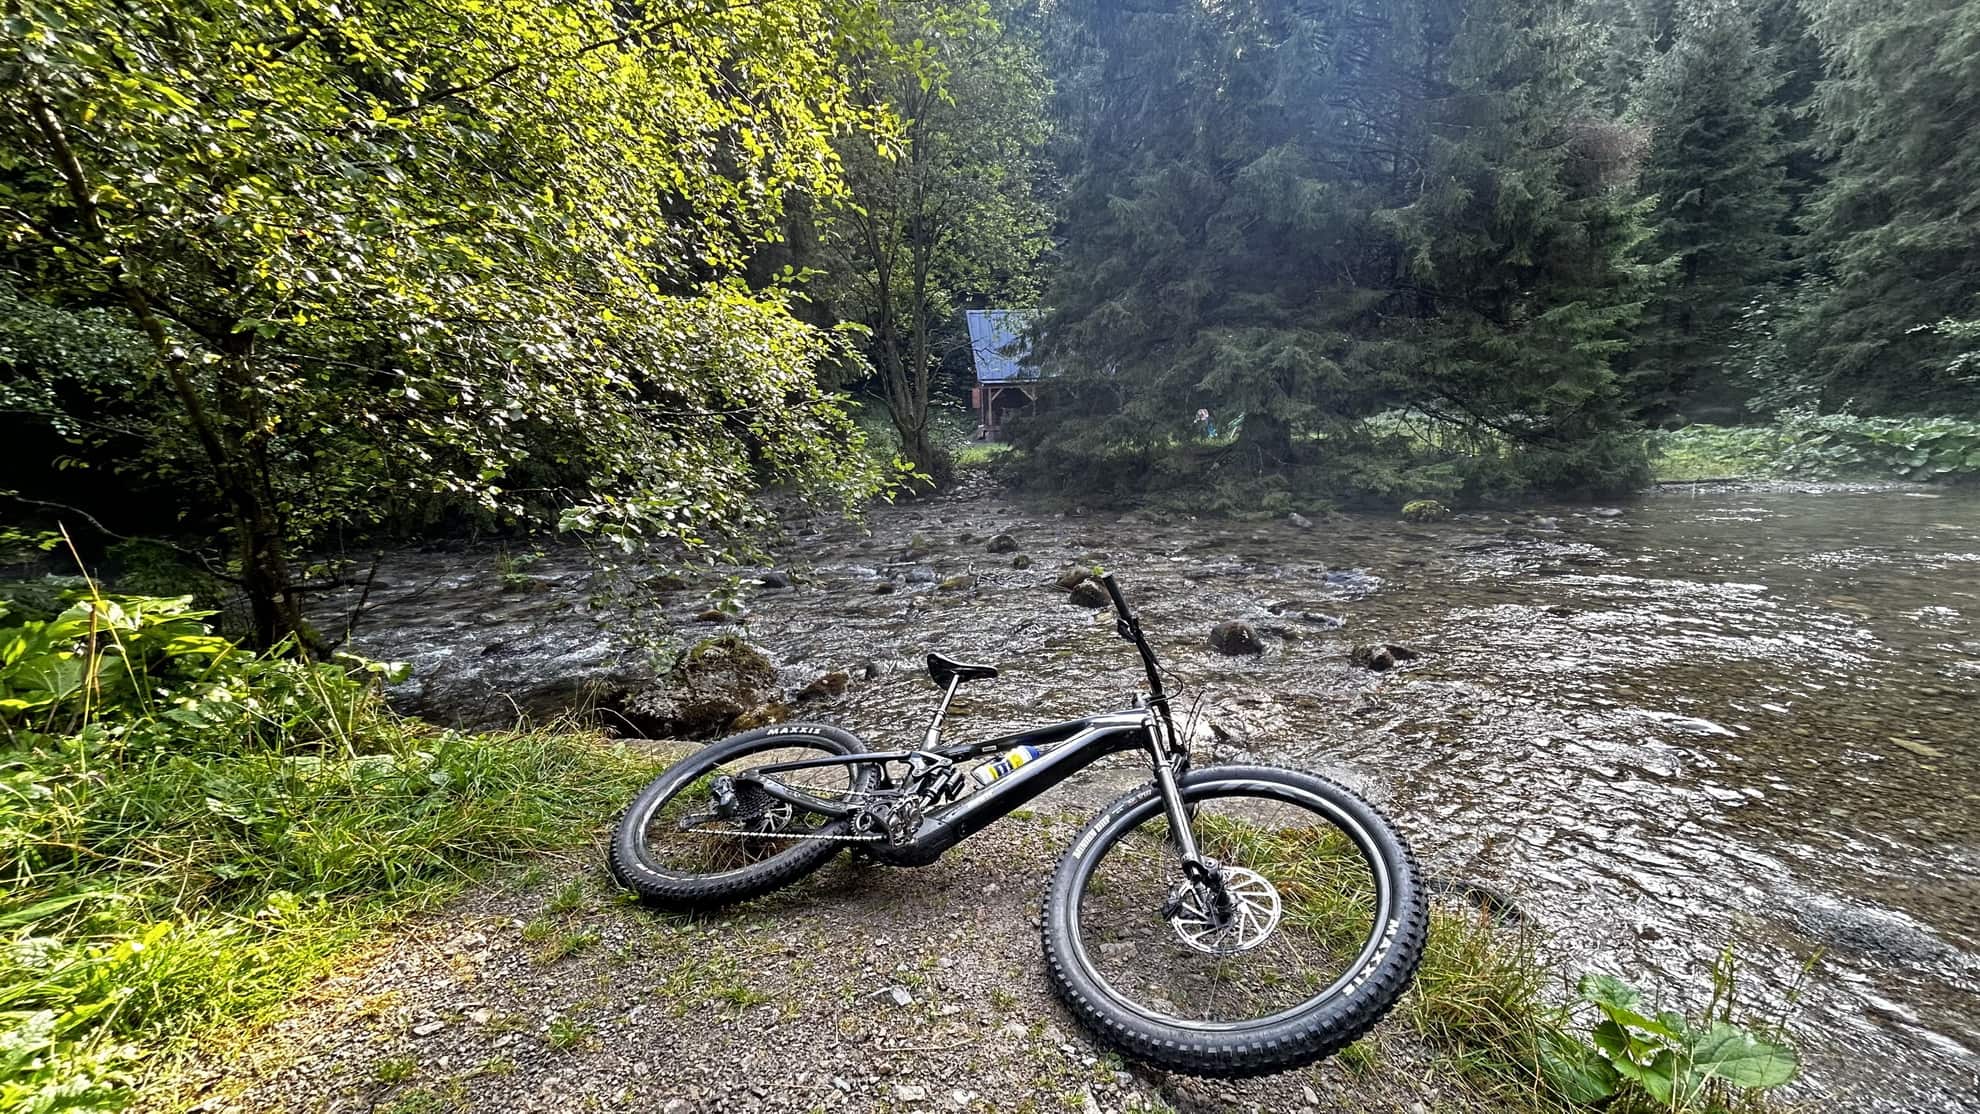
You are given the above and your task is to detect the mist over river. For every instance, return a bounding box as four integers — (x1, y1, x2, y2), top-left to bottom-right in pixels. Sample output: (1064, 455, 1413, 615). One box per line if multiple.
(331, 481, 1980, 1112)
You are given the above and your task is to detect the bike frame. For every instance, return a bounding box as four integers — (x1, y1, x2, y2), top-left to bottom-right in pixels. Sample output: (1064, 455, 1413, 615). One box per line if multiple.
(740, 574, 1212, 875)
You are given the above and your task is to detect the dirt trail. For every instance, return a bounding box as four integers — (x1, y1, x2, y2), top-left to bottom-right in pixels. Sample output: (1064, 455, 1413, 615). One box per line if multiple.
(169, 815, 1447, 1114)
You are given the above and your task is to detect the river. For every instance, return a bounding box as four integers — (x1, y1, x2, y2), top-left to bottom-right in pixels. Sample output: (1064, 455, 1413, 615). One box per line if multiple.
(335, 480, 1980, 1111)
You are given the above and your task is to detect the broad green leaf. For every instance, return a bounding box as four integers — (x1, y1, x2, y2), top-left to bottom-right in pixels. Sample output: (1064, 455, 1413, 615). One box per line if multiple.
(1687, 1022, 1798, 1090)
(1535, 1028, 1618, 1105)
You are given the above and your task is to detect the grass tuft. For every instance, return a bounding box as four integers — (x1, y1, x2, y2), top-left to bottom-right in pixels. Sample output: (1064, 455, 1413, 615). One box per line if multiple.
(0, 589, 655, 1111)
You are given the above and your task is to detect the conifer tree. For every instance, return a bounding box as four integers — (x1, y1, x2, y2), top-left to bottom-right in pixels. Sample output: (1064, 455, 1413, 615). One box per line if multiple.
(1027, 0, 1653, 499)
(1794, 0, 1980, 409)
(1626, 0, 1791, 420)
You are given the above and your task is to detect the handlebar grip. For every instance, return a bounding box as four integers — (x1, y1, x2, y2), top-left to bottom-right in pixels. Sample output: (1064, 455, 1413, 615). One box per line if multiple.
(1099, 572, 1131, 615)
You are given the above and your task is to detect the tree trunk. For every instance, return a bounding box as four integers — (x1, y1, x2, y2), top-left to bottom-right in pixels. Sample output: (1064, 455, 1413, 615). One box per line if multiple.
(1237, 409, 1296, 470)
(26, 88, 319, 654)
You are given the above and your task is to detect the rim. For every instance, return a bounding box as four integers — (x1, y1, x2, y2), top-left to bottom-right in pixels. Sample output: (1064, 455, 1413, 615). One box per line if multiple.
(1065, 777, 1395, 1032)
(630, 736, 860, 881)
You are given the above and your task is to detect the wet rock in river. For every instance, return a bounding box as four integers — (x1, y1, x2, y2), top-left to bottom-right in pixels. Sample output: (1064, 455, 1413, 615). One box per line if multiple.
(871, 579, 897, 594)
(644, 571, 691, 592)
(1288, 512, 1314, 530)
(1401, 499, 1451, 523)
(693, 608, 735, 623)
(1067, 580, 1109, 608)
(623, 633, 780, 737)
(1427, 877, 1529, 924)
(1351, 643, 1420, 671)
(938, 573, 977, 592)
(757, 569, 794, 590)
(1054, 566, 1093, 591)
(729, 701, 791, 731)
(903, 565, 938, 585)
(1011, 554, 1032, 570)
(799, 670, 849, 701)
(1209, 620, 1264, 655)
(986, 532, 1019, 553)
(1783, 891, 1967, 968)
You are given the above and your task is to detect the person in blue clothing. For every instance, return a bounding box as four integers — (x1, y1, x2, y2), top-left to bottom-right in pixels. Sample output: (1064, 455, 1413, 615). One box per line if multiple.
(1195, 407, 1217, 439)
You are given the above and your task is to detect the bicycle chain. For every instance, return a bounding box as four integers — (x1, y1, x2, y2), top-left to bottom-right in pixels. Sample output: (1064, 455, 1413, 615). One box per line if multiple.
(678, 825, 886, 843)
(678, 785, 893, 843)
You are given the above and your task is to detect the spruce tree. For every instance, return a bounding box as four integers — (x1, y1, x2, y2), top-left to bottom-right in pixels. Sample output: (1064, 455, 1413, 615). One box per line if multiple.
(1028, 0, 1652, 500)
(1627, 0, 1791, 420)
(1794, 0, 1980, 410)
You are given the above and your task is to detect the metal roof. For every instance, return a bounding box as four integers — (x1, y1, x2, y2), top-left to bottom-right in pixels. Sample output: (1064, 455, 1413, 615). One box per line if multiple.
(964, 309, 1040, 384)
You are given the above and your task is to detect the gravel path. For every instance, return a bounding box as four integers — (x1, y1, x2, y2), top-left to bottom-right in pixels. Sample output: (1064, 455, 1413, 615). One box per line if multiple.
(166, 813, 1453, 1114)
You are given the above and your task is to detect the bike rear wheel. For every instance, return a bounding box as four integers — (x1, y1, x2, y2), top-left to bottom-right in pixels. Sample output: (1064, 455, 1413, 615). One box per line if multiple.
(1041, 765, 1426, 1077)
(608, 724, 877, 911)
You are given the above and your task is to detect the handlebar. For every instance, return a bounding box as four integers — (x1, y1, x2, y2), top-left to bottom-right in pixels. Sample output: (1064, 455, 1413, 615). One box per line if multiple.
(1099, 571, 1132, 617)
(1099, 572, 1167, 704)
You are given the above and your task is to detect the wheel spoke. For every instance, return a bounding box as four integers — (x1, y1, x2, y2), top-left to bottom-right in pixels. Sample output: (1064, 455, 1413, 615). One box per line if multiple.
(638, 743, 861, 876)
(1072, 786, 1384, 1027)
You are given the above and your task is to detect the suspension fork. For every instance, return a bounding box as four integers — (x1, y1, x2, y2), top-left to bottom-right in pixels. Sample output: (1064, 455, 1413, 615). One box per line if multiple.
(1145, 711, 1231, 917)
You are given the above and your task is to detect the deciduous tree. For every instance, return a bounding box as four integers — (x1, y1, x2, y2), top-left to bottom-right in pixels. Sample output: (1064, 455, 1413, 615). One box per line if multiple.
(2, 0, 886, 648)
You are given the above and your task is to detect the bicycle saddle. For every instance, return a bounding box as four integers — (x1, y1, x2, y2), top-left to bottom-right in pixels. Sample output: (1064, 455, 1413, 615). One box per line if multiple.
(927, 652, 998, 686)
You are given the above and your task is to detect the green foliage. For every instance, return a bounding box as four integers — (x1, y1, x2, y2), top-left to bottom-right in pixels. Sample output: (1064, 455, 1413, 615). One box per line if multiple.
(0, 591, 650, 1111)
(1551, 970, 1796, 1109)
(1022, 0, 1655, 504)
(1774, 412, 1980, 480)
(1649, 424, 1789, 481)
(0, 281, 151, 440)
(1624, 0, 1790, 420)
(3, 0, 889, 645)
(1654, 415, 1980, 482)
(1789, 0, 1980, 410)
(818, 0, 1052, 480)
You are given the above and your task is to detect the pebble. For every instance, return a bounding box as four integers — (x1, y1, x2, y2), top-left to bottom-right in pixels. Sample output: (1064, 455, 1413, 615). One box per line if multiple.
(888, 986, 914, 1007)
(896, 1083, 928, 1101)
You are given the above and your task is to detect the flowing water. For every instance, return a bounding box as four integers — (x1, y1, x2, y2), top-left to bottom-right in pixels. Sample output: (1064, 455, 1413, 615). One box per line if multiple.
(340, 482, 1980, 1111)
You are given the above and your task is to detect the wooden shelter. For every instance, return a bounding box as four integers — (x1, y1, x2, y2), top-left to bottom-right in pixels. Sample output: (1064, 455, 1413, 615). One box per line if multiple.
(965, 309, 1040, 440)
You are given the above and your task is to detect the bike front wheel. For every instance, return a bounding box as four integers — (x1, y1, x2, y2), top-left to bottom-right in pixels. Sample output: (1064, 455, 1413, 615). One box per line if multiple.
(1041, 765, 1427, 1077)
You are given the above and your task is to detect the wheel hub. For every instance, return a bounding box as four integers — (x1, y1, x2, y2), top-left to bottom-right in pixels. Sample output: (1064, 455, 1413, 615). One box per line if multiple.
(1165, 866, 1282, 955)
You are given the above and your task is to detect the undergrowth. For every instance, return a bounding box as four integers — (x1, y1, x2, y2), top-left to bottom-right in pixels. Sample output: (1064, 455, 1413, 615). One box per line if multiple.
(0, 589, 651, 1112)
(1653, 413, 1980, 483)
(1401, 909, 1798, 1112)
(1218, 820, 1801, 1114)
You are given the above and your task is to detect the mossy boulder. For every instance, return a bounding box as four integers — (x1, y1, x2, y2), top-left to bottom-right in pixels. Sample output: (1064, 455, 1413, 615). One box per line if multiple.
(624, 634, 780, 737)
(1209, 620, 1264, 655)
(1401, 499, 1452, 523)
(1054, 566, 1094, 591)
(1067, 579, 1109, 608)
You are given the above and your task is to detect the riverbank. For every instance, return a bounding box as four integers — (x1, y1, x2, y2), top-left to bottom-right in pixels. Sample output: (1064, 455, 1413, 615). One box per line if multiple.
(296, 478, 1977, 1111)
(164, 812, 1681, 1114)
(7, 591, 1791, 1114)
(11, 478, 1977, 1111)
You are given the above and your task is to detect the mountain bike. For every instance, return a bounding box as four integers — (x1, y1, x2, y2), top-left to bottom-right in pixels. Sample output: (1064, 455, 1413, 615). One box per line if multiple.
(607, 573, 1427, 1077)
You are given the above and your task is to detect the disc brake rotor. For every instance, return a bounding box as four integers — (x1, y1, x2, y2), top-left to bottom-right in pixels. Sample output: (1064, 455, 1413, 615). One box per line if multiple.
(1166, 866, 1283, 955)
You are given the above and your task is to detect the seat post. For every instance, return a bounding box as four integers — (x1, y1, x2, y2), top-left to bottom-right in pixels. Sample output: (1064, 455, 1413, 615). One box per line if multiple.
(924, 674, 962, 749)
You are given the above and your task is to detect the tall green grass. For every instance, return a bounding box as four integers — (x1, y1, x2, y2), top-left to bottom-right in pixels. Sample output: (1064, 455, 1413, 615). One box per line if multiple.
(1218, 824, 1800, 1114)
(0, 590, 650, 1111)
